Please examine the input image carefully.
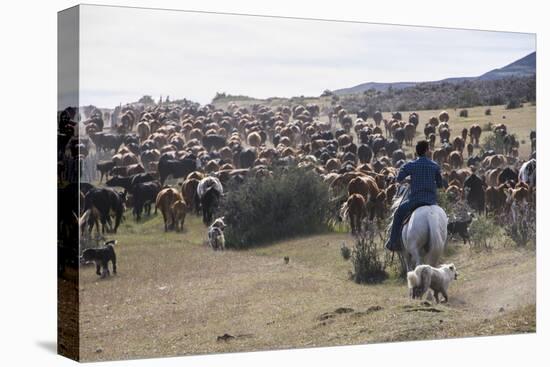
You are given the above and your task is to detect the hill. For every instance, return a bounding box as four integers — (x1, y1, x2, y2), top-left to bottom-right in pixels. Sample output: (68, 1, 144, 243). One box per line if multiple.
(478, 51, 536, 80)
(333, 52, 535, 95)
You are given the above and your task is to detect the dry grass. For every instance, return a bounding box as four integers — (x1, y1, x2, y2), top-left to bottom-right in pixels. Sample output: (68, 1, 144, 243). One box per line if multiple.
(79, 213, 536, 362)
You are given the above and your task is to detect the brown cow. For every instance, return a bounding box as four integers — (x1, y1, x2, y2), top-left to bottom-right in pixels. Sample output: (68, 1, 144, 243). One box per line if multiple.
(448, 151, 463, 169)
(348, 176, 380, 203)
(247, 132, 262, 147)
(404, 123, 415, 146)
(469, 124, 482, 145)
(484, 184, 508, 215)
(341, 193, 366, 234)
(181, 178, 200, 213)
(155, 187, 183, 231)
(171, 199, 187, 232)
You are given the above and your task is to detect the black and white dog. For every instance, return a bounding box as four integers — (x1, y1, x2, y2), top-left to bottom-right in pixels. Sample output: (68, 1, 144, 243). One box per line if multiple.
(81, 240, 117, 278)
(447, 213, 474, 244)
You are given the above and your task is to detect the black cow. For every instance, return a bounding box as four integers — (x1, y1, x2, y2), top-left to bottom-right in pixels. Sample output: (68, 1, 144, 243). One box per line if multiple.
(202, 135, 226, 152)
(89, 132, 124, 152)
(106, 173, 155, 191)
(498, 167, 518, 185)
(392, 149, 406, 166)
(237, 148, 257, 169)
(131, 181, 161, 220)
(158, 156, 198, 186)
(463, 174, 486, 214)
(357, 144, 373, 163)
(83, 188, 125, 234)
(393, 128, 405, 146)
(96, 160, 115, 183)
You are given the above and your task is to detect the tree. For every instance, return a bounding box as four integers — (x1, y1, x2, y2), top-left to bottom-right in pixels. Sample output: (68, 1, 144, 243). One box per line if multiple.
(138, 95, 155, 105)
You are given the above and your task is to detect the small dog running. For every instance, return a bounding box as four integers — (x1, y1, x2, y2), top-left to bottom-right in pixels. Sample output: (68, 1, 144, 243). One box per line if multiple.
(208, 217, 226, 251)
(447, 213, 474, 244)
(81, 240, 118, 278)
(407, 263, 458, 303)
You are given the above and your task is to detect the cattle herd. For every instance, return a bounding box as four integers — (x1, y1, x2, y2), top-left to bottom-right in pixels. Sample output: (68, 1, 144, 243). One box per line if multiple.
(57, 100, 536, 276)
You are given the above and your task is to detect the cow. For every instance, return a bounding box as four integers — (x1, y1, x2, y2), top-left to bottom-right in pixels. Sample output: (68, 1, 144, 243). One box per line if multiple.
(469, 124, 482, 146)
(498, 167, 518, 186)
(158, 155, 198, 186)
(155, 187, 183, 231)
(180, 177, 201, 214)
(448, 151, 463, 169)
(340, 193, 366, 234)
(131, 181, 161, 221)
(171, 199, 187, 232)
(519, 159, 536, 187)
(82, 188, 125, 234)
(202, 134, 226, 152)
(197, 177, 224, 225)
(463, 173, 486, 214)
(106, 173, 156, 191)
(484, 184, 508, 215)
(96, 161, 115, 183)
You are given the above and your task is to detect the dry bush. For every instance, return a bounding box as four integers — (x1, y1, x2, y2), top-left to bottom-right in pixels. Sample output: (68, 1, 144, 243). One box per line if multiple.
(350, 225, 388, 284)
(501, 202, 536, 247)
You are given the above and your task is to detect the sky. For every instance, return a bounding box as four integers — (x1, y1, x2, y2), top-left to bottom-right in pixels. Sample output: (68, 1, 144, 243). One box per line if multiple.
(78, 5, 536, 108)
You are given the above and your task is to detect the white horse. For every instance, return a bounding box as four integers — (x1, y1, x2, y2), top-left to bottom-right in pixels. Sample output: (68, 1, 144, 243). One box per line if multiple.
(390, 185, 448, 272)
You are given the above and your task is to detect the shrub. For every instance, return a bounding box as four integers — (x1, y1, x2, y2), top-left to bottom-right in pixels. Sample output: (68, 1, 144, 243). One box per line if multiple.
(482, 132, 505, 154)
(350, 228, 388, 284)
(482, 122, 493, 132)
(485, 108, 492, 116)
(469, 215, 500, 250)
(220, 166, 331, 249)
(502, 203, 536, 247)
(340, 241, 351, 260)
(506, 99, 521, 109)
(459, 109, 469, 117)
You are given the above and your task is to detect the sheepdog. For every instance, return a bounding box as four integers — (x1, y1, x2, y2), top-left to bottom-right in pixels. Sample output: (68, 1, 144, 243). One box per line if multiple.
(407, 263, 458, 303)
(447, 213, 474, 244)
(208, 217, 226, 251)
(81, 240, 117, 278)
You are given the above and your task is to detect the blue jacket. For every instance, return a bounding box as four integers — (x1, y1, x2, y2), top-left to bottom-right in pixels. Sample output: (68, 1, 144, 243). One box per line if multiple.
(396, 156, 444, 205)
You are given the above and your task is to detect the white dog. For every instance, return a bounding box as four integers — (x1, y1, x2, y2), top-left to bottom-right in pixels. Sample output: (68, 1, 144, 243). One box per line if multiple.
(208, 217, 226, 251)
(407, 263, 458, 303)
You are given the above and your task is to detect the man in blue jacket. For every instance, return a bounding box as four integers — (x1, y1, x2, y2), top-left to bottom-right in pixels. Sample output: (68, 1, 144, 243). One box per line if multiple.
(385, 140, 445, 251)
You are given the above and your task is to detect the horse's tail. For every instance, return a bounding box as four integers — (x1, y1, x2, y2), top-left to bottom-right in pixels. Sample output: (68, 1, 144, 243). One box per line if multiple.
(426, 208, 447, 263)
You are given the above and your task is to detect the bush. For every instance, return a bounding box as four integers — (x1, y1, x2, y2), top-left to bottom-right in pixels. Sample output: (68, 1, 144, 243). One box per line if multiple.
(459, 109, 469, 117)
(485, 108, 492, 116)
(350, 228, 388, 284)
(506, 99, 521, 109)
(340, 241, 351, 260)
(502, 203, 536, 247)
(220, 166, 331, 249)
(482, 132, 505, 154)
(482, 122, 493, 132)
(469, 215, 501, 250)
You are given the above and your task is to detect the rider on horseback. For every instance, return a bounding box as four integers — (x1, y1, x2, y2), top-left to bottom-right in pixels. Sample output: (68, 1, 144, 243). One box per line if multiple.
(385, 140, 446, 252)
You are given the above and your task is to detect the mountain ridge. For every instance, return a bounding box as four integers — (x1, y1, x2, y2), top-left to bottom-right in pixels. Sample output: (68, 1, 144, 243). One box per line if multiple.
(333, 51, 535, 95)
